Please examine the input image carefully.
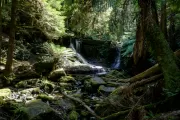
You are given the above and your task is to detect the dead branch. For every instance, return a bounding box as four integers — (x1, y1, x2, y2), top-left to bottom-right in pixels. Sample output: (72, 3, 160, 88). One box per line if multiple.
(61, 90, 101, 119)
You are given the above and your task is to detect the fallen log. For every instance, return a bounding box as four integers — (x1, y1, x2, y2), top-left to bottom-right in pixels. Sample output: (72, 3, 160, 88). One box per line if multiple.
(118, 49, 180, 83)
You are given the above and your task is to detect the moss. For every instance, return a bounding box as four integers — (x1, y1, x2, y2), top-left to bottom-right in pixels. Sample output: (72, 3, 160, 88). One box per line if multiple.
(59, 76, 75, 83)
(40, 80, 55, 93)
(37, 94, 54, 101)
(69, 110, 79, 120)
(15, 81, 28, 88)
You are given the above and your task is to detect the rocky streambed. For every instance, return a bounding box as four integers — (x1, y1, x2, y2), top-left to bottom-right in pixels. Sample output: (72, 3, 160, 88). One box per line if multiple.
(0, 68, 129, 120)
(0, 41, 130, 120)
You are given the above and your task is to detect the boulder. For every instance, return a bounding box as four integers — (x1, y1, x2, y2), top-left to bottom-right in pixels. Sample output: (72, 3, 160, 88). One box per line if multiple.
(48, 68, 66, 81)
(89, 76, 106, 86)
(33, 58, 54, 74)
(59, 76, 75, 83)
(19, 100, 64, 120)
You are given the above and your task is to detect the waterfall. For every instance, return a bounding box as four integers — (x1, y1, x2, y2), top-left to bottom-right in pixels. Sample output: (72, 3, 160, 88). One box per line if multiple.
(70, 40, 106, 75)
(70, 43, 88, 64)
(75, 40, 81, 53)
(111, 47, 121, 69)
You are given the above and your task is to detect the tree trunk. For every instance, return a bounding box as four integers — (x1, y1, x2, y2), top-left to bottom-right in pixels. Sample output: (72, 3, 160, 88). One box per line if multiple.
(0, 0, 2, 62)
(169, 14, 176, 51)
(133, 0, 148, 74)
(142, 0, 180, 93)
(160, 0, 167, 39)
(5, 0, 17, 74)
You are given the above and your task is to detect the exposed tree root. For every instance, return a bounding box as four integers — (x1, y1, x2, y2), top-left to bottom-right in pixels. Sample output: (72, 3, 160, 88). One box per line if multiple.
(61, 90, 101, 119)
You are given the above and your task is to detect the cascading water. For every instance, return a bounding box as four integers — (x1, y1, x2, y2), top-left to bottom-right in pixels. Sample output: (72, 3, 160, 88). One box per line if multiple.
(111, 47, 121, 69)
(70, 40, 106, 75)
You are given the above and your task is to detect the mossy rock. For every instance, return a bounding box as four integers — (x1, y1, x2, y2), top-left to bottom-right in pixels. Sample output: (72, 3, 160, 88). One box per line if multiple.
(37, 94, 54, 102)
(15, 79, 38, 88)
(59, 76, 75, 83)
(69, 110, 79, 120)
(17, 100, 64, 120)
(48, 68, 66, 81)
(40, 80, 55, 93)
(20, 87, 40, 94)
(33, 58, 54, 75)
(0, 88, 11, 98)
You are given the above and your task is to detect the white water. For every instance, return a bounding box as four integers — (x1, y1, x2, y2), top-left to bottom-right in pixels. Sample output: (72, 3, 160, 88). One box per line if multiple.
(70, 42, 106, 74)
(111, 47, 121, 69)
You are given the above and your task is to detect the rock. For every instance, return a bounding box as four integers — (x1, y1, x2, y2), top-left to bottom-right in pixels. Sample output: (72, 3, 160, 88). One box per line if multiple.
(15, 79, 39, 88)
(65, 65, 94, 74)
(59, 76, 75, 83)
(48, 68, 66, 81)
(98, 85, 115, 94)
(56, 98, 75, 112)
(20, 88, 40, 94)
(40, 80, 55, 93)
(33, 58, 54, 74)
(14, 62, 40, 79)
(19, 100, 64, 120)
(69, 110, 79, 120)
(89, 76, 106, 86)
(0, 88, 11, 98)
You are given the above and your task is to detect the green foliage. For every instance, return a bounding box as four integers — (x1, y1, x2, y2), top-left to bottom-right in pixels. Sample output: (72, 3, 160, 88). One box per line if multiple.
(43, 42, 75, 58)
(64, 0, 136, 41)
(1, 0, 66, 40)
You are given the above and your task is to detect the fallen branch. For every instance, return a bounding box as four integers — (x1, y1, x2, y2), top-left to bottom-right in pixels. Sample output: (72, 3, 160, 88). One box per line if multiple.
(61, 90, 101, 119)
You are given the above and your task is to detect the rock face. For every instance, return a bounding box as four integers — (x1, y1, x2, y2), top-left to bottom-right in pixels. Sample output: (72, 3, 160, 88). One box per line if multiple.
(19, 100, 64, 120)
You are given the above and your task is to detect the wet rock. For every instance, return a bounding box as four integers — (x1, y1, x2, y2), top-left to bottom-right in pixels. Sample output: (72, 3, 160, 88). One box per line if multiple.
(19, 100, 64, 120)
(65, 65, 94, 74)
(98, 85, 115, 94)
(0, 88, 11, 98)
(48, 68, 66, 81)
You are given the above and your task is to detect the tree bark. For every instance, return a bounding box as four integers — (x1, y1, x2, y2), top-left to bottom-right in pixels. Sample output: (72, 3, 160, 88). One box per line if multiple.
(5, 0, 17, 74)
(169, 14, 176, 50)
(160, 0, 167, 39)
(0, 0, 2, 62)
(142, 0, 180, 93)
(133, 0, 148, 74)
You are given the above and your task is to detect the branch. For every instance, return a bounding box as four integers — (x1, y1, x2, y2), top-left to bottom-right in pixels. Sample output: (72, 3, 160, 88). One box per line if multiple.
(61, 90, 101, 119)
